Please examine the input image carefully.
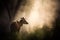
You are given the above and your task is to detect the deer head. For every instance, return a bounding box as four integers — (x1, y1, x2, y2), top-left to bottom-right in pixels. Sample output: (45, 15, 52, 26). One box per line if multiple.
(17, 17, 28, 32)
(19, 17, 28, 24)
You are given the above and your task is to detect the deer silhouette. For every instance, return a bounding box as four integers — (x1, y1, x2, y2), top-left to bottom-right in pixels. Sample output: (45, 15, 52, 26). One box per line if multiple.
(10, 17, 28, 32)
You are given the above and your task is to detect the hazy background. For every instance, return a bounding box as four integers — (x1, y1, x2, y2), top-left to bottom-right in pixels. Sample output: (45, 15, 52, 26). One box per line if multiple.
(0, 0, 60, 40)
(13, 0, 58, 33)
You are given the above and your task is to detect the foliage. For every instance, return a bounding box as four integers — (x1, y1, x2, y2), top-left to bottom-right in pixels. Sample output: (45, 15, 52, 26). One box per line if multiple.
(11, 26, 53, 40)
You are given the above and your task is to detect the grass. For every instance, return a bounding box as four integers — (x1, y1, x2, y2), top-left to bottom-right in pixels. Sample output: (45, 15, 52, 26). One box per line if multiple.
(11, 26, 53, 40)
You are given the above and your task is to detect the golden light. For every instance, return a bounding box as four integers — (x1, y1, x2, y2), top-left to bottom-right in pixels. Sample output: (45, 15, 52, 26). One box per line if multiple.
(13, 0, 57, 33)
(27, 0, 45, 28)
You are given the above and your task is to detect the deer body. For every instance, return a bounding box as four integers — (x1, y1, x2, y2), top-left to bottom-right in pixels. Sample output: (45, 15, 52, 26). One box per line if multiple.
(11, 17, 28, 32)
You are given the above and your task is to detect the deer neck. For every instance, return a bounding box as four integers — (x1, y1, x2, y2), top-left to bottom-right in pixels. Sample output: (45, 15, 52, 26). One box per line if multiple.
(17, 22, 23, 32)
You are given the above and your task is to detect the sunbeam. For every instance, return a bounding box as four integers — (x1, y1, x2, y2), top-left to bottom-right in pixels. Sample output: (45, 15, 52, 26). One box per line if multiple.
(13, 0, 57, 33)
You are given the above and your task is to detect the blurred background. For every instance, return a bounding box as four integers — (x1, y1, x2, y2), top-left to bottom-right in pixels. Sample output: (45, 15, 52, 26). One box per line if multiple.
(0, 0, 60, 40)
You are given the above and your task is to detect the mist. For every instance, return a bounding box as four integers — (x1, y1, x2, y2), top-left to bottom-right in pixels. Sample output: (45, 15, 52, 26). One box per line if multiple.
(13, 0, 58, 33)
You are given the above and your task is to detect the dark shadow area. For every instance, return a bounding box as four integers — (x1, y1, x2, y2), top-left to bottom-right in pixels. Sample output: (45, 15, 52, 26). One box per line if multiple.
(52, 1, 60, 40)
(0, 0, 26, 40)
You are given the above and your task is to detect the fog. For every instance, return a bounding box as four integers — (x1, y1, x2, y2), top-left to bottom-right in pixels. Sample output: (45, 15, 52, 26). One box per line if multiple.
(13, 0, 58, 33)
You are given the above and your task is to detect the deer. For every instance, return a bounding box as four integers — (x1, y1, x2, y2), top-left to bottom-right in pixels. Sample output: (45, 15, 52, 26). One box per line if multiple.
(10, 17, 28, 32)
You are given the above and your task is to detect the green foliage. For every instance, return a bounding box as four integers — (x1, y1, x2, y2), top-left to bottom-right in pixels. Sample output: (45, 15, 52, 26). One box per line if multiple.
(11, 26, 53, 40)
(27, 29, 45, 40)
(26, 28, 53, 40)
(11, 32, 18, 40)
